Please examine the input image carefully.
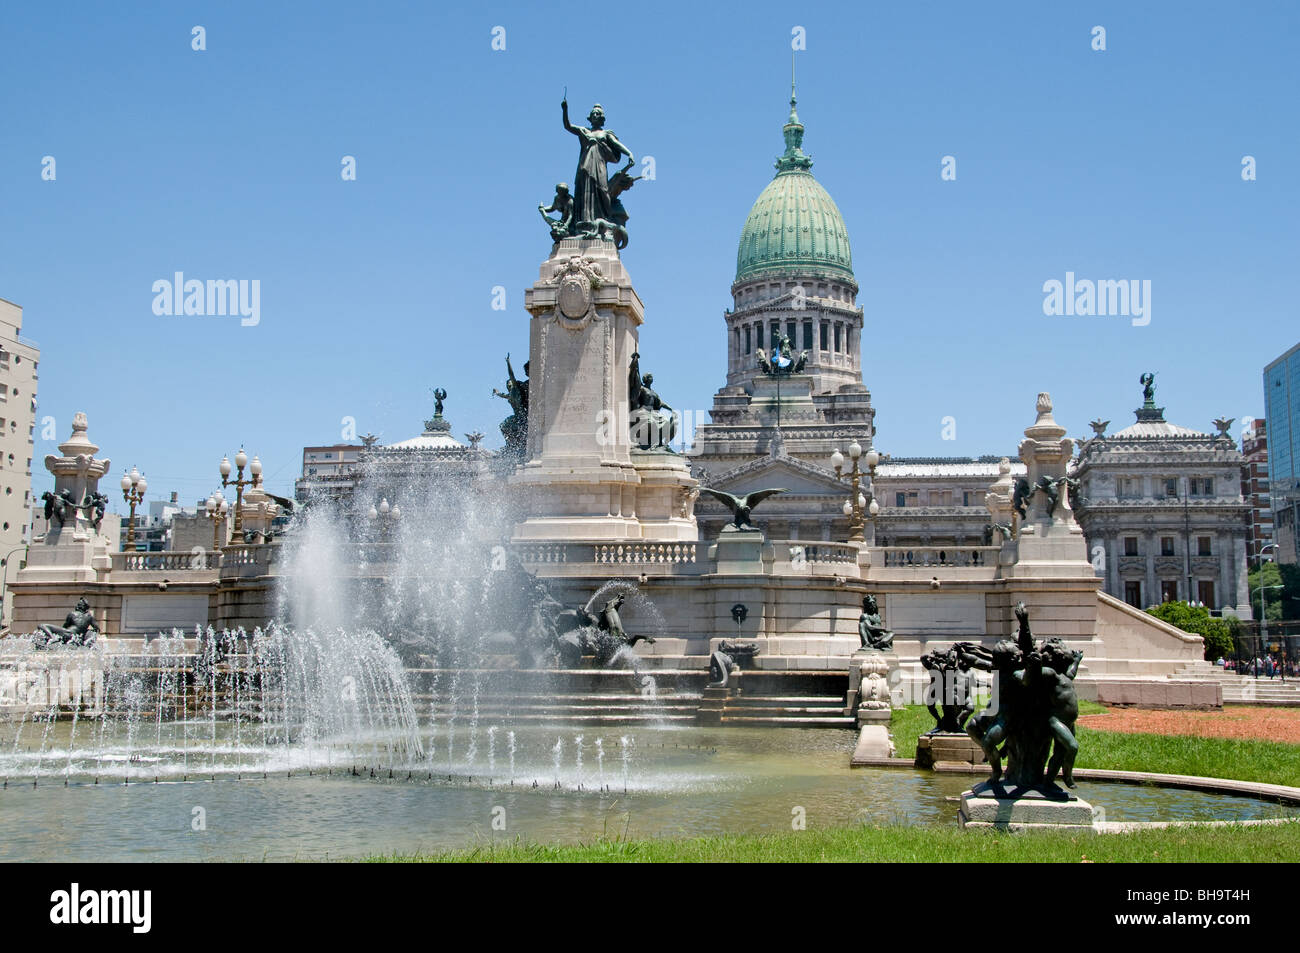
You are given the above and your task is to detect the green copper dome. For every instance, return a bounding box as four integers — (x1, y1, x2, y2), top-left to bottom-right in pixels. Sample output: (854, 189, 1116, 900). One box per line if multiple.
(735, 92, 855, 286)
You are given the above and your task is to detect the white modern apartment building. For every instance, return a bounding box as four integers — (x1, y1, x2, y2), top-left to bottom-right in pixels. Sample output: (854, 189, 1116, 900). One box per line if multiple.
(0, 298, 40, 628)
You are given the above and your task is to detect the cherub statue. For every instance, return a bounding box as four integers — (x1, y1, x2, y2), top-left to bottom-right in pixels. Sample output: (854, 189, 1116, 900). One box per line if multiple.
(538, 183, 574, 242)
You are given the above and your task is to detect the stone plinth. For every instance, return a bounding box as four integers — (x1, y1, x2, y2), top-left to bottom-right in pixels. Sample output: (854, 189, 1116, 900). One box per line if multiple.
(958, 781, 1096, 831)
(848, 649, 897, 725)
(850, 724, 896, 765)
(511, 237, 698, 544)
(708, 529, 769, 574)
(915, 731, 986, 769)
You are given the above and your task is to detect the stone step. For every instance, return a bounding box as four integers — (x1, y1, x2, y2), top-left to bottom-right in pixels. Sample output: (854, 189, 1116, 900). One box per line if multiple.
(718, 714, 855, 727)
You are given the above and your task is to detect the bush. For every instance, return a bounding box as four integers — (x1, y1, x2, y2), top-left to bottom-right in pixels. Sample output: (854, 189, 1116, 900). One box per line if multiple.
(1146, 601, 1234, 660)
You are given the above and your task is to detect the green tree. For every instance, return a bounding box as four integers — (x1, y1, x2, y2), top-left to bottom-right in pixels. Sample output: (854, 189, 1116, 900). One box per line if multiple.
(1146, 601, 1235, 660)
(1247, 562, 1300, 622)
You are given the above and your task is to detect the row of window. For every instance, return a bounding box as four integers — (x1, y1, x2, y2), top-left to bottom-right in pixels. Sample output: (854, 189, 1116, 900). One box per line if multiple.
(892, 490, 986, 508)
(1116, 476, 1215, 498)
(1123, 580, 1217, 609)
(1122, 535, 1215, 557)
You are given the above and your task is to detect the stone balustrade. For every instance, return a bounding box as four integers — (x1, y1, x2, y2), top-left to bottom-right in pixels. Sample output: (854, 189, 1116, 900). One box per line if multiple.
(111, 550, 221, 572)
(784, 541, 859, 565)
(514, 541, 699, 567)
(878, 546, 999, 568)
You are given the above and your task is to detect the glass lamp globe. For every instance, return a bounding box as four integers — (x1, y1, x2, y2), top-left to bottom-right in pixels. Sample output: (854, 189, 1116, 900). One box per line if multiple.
(121, 472, 132, 491)
(137, 475, 147, 495)
(848, 441, 862, 460)
(220, 456, 232, 478)
(235, 449, 248, 470)
(379, 498, 390, 515)
(868, 498, 880, 517)
(391, 505, 401, 520)
(842, 500, 852, 516)
(250, 455, 263, 478)
(830, 449, 844, 471)
(206, 495, 217, 515)
(865, 449, 880, 469)
(368, 505, 379, 521)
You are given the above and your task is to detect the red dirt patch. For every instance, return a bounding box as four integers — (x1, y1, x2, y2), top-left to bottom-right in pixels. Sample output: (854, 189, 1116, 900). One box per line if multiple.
(1077, 706, 1300, 743)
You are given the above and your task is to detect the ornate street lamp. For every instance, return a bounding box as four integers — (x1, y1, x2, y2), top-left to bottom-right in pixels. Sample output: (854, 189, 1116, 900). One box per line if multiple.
(830, 441, 880, 543)
(120, 466, 148, 552)
(220, 448, 262, 536)
(367, 498, 401, 542)
(205, 490, 229, 551)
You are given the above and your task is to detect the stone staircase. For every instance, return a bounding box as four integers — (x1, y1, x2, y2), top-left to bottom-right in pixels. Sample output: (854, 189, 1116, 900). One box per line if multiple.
(697, 691, 855, 727)
(1208, 670, 1300, 706)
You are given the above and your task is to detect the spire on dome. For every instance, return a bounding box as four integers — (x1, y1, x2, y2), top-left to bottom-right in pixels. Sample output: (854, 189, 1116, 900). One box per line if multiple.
(776, 58, 813, 173)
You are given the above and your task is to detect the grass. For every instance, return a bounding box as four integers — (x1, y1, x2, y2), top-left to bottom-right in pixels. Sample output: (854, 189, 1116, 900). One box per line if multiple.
(889, 703, 1300, 788)
(364, 821, 1300, 863)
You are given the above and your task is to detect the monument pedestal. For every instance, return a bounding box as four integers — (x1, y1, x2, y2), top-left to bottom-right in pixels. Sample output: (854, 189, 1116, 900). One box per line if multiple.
(708, 529, 770, 574)
(958, 781, 1096, 831)
(510, 237, 698, 544)
(915, 732, 986, 770)
(850, 724, 896, 765)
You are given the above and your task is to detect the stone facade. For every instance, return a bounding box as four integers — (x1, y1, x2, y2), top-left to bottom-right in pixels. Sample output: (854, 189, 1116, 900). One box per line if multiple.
(1072, 391, 1251, 616)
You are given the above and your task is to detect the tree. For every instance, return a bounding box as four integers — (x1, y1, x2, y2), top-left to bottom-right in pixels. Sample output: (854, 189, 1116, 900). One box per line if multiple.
(1146, 601, 1234, 660)
(1247, 562, 1300, 622)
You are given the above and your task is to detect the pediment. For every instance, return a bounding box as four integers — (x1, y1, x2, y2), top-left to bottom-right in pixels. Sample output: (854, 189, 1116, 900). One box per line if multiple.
(700, 454, 844, 496)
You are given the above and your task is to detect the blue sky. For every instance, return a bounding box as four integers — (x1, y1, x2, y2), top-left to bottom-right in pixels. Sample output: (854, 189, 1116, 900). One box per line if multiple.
(2, 1, 1296, 510)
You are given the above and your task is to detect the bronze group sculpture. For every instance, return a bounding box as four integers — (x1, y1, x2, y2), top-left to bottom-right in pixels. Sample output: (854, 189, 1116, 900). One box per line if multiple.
(857, 594, 894, 651)
(550, 99, 636, 247)
(963, 602, 1083, 792)
(628, 352, 678, 450)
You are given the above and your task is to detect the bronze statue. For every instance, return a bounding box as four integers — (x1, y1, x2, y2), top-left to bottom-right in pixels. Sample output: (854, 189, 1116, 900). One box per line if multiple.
(562, 100, 634, 239)
(30, 597, 99, 648)
(79, 491, 109, 531)
(41, 489, 78, 527)
(493, 354, 530, 458)
(1140, 372, 1156, 404)
(698, 487, 787, 532)
(432, 387, 447, 417)
(538, 183, 574, 242)
(708, 640, 760, 688)
(628, 352, 678, 450)
(857, 594, 894, 650)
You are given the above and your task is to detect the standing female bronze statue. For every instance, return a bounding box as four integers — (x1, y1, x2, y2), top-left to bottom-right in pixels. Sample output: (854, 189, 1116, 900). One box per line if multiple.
(562, 100, 634, 234)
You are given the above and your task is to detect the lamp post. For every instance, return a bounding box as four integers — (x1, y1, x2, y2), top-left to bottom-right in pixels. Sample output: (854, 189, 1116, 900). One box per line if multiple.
(830, 441, 880, 543)
(219, 449, 262, 536)
(120, 466, 148, 552)
(0, 544, 27, 630)
(368, 497, 401, 537)
(205, 490, 229, 551)
(1252, 581, 1282, 680)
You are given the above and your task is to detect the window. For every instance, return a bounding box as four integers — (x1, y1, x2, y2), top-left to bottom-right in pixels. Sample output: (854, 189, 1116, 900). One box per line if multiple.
(1198, 580, 1216, 607)
(744, 327, 751, 354)
(786, 320, 796, 345)
(1197, 536, 1212, 556)
(962, 491, 970, 506)
(1161, 537, 1175, 556)
(834, 324, 842, 352)
(896, 492, 906, 508)
(1125, 581, 1142, 608)
(820, 322, 829, 351)
(1164, 478, 1178, 498)
(803, 320, 813, 351)
(1160, 580, 1179, 603)
(756, 325, 763, 350)
(1124, 537, 1138, 556)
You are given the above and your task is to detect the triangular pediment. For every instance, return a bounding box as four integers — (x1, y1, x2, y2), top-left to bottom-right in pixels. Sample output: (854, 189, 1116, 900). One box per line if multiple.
(700, 454, 844, 496)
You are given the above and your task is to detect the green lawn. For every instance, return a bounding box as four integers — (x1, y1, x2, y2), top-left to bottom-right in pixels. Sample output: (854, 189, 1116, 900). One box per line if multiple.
(890, 704, 1300, 788)
(365, 821, 1300, 863)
